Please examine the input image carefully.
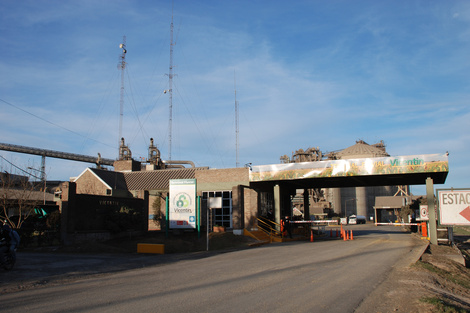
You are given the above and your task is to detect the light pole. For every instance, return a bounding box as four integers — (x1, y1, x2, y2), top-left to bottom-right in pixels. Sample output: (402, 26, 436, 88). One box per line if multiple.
(28, 167, 46, 205)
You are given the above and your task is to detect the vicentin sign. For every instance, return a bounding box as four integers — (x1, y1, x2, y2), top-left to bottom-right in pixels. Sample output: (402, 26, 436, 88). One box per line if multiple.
(437, 189, 470, 226)
(169, 179, 197, 229)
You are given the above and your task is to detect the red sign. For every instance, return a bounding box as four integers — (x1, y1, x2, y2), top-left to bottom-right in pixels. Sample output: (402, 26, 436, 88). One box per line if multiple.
(459, 206, 470, 222)
(437, 189, 470, 226)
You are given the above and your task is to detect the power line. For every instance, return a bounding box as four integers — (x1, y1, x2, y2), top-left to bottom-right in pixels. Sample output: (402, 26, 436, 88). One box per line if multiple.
(0, 98, 115, 149)
(0, 154, 37, 178)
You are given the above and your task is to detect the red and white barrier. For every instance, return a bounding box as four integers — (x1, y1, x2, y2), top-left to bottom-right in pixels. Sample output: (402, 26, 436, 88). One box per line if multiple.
(375, 222, 419, 226)
(289, 220, 338, 225)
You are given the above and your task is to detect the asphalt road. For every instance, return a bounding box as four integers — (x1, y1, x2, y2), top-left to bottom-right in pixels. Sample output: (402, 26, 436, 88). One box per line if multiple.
(0, 225, 426, 313)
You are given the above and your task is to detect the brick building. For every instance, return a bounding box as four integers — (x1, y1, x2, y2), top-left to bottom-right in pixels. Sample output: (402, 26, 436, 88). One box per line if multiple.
(56, 139, 448, 243)
(59, 160, 258, 237)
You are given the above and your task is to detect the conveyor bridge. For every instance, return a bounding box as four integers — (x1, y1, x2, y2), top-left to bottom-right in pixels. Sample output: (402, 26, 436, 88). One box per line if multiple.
(0, 142, 114, 180)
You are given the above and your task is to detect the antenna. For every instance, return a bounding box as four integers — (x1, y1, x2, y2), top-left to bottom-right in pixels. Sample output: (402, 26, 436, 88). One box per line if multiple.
(118, 36, 127, 152)
(167, 10, 175, 160)
(234, 70, 239, 168)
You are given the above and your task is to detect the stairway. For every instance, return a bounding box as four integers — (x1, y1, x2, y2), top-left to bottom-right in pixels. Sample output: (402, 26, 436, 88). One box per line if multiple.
(244, 229, 284, 245)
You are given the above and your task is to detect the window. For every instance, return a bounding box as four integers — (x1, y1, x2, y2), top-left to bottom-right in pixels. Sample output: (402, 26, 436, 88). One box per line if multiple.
(202, 190, 232, 228)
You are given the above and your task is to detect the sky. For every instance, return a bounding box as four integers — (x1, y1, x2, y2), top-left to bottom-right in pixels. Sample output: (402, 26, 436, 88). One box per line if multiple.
(0, 0, 469, 195)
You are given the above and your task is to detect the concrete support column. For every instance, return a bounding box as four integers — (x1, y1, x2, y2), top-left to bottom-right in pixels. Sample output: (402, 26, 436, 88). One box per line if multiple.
(232, 185, 244, 235)
(303, 189, 310, 220)
(143, 190, 149, 232)
(356, 187, 367, 217)
(60, 182, 76, 245)
(426, 177, 438, 245)
(282, 189, 294, 218)
(333, 188, 342, 215)
(274, 184, 281, 227)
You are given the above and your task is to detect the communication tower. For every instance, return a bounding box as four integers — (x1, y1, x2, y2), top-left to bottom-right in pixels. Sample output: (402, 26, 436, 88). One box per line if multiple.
(167, 12, 175, 160)
(118, 36, 127, 151)
(234, 71, 239, 168)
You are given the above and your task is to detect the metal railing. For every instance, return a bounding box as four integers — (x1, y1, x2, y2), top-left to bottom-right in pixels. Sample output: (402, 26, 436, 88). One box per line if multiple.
(257, 216, 283, 239)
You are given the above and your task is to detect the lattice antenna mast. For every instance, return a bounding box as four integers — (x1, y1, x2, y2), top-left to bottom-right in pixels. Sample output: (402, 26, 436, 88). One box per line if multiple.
(234, 71, 239, 168)
(167, 11, 175, 160)
(118, 36, 127, 150)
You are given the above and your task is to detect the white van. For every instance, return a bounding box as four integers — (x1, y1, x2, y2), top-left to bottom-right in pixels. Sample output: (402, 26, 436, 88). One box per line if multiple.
(349, 215, 366, 224)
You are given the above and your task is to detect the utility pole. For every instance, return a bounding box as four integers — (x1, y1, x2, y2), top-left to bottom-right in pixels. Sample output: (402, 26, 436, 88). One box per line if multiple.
(118, 36, 127, 152)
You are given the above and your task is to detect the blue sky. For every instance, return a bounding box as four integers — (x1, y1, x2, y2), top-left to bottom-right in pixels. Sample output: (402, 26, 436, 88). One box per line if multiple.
(0, 0, 469, 195)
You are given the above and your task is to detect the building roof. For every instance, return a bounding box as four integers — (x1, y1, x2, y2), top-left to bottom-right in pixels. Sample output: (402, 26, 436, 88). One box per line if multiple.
(337, 140, 389, 159)
(75, 168, 128, 190)
(123, 168, 198, 190)
(0, 189, 54, 202)
(74, 167, 208, 192)
(94, 168, 128, 190)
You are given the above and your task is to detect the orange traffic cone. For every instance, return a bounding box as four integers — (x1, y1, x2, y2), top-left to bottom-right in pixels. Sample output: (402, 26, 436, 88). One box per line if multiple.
(310, 229, 314, 242)
(346, 231, 349, 240)
(350, 230, 354, 240)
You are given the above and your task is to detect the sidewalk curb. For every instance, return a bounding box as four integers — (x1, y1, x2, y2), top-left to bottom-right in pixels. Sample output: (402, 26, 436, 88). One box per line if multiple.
(400, 236, 429, 268)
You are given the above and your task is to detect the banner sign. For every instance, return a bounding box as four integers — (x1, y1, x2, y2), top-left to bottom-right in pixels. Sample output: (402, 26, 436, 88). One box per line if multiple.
(169, 179, 197, 229)
(437, 189, 470, 226)
(249, 153, 448, 182)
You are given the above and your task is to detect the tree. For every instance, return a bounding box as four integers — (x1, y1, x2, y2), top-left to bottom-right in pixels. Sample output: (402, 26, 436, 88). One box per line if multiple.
(0, 171, 42, 229)
(399, 197, 422, 232)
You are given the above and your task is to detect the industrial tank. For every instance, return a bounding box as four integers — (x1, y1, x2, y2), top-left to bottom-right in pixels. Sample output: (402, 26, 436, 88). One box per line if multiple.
(327, 140, 398, 220)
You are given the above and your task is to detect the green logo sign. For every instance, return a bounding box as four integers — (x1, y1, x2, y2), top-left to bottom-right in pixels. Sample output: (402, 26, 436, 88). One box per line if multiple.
(173, 192, 192, 212)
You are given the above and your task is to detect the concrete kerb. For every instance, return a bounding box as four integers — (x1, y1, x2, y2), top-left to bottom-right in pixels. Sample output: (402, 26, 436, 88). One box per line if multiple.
(397, 233, 468, 268)
(410, 240, 430, 266)
(396, 234, 430, 268)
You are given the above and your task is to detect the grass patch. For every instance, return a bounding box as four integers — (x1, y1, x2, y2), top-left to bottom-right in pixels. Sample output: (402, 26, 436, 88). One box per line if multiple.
(414, 261, 470, 289)
(420, 296, 468, 313)
(453, 226, 470, 236)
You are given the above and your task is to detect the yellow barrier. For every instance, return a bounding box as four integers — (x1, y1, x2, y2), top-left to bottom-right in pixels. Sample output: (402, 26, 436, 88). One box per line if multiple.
(137, 243, 165, 254)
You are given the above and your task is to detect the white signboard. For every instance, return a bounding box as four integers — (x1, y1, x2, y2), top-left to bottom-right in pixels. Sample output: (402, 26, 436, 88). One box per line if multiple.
(437, 189, 470, 226)
(419, 205, 429, 221)
(169, 179, 197, 229)
(208, 197, 222, 208)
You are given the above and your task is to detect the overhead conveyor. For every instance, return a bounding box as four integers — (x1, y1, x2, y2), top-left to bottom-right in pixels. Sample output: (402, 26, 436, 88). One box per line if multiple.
(0, 142, 114, 167)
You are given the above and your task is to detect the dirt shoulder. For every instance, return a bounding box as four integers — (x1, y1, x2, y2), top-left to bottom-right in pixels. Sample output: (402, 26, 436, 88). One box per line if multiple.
(357, 234, 470, 313)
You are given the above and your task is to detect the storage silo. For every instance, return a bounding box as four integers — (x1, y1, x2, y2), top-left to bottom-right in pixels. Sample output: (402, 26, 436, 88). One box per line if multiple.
(328, 140, 398, 220)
